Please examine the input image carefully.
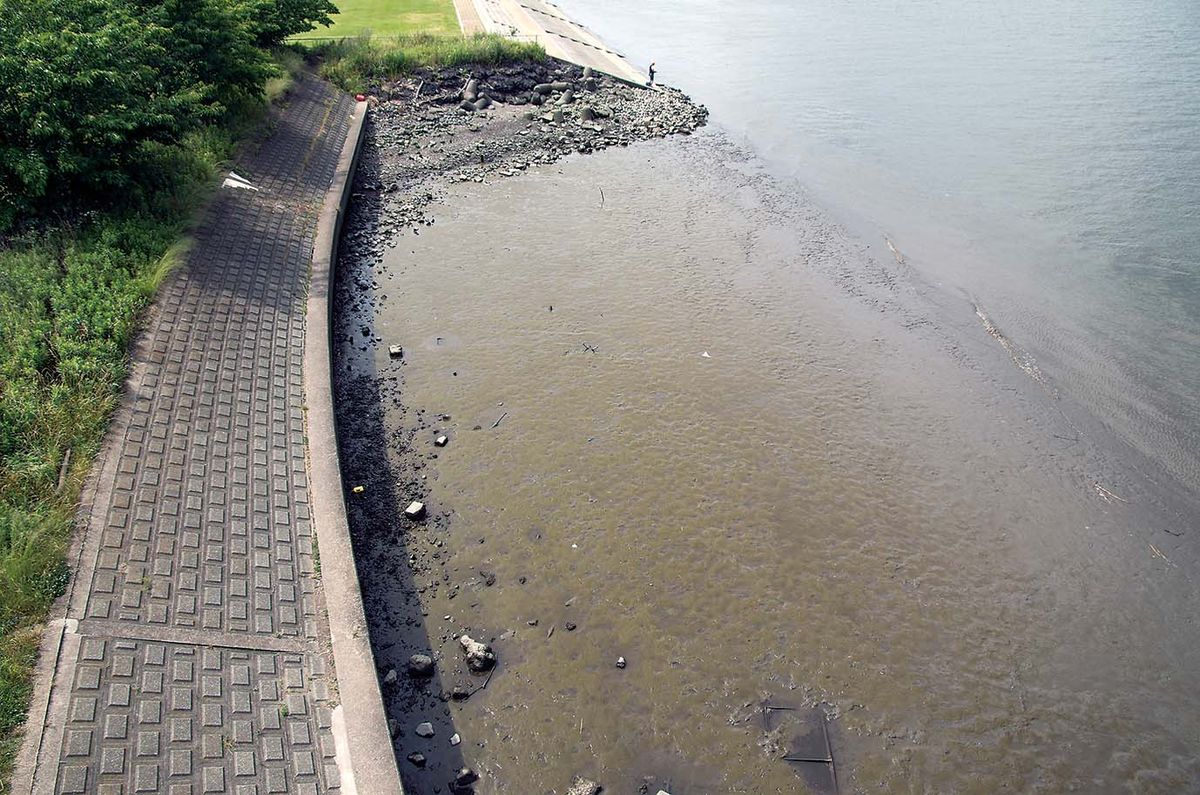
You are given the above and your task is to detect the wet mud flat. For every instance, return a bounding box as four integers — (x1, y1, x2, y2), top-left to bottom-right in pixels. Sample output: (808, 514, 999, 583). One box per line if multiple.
(332, 61, 1200, 795)
(332, 62, 707, 794)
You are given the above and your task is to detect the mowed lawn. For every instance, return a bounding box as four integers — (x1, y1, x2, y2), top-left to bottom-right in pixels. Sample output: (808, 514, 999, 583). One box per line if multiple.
(294, 0, 463, 39)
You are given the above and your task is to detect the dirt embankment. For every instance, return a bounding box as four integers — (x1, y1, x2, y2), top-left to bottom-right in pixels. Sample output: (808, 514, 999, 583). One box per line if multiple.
(331, 60, 706, 794)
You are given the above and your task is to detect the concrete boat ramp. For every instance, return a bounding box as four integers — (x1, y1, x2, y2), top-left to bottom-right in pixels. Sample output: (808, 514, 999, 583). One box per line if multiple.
(457, 0, 649, 85)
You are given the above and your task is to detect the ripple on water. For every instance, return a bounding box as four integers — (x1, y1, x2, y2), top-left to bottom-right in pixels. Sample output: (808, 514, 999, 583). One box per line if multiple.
(355, 136, 1200, 793)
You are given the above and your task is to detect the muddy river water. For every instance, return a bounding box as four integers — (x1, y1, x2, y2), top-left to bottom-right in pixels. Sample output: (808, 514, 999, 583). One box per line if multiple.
(334, 132, 1200, 793)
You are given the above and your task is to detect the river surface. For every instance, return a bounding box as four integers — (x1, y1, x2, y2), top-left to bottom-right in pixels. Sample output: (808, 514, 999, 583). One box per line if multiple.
(336, 3, 1200, 792)
(551, 0, 1200, 510)
(345, 137, 1200, 791)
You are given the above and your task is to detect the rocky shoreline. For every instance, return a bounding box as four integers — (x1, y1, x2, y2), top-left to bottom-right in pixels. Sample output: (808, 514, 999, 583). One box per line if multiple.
(331, 60, 705, 794)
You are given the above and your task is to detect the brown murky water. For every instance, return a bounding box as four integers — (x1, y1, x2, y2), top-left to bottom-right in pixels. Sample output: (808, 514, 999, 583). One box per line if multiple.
(343, 135, 1200, 793)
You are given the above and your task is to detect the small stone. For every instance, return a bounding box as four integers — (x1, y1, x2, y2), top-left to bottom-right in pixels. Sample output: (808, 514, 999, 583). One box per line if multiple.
(388, 344, 403, 358)
(382, 668, 398, 684)
(388, 718, 399, 737)
(616, 656, 627, 669)
(449, 732, 461, 746)
(452, 767, 479, 791)
(405, 501, 426, 520)
(565, 776, 601, 795)
(407, 654, 434, 677)
(565, 621, 577, 632)
(434, 435, 448, 447)
(415, 722, 434, 738)
(450, 686, 471, 701)
(407, 752, 427, 767)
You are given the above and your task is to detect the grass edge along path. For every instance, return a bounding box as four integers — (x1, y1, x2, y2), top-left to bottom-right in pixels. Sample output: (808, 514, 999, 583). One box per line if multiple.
(0, 53, 303, 792)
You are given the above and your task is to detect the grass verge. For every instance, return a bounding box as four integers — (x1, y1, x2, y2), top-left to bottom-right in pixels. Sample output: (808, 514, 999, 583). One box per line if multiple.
(299, 33, 546, 91)
(0, 52, 299, 790)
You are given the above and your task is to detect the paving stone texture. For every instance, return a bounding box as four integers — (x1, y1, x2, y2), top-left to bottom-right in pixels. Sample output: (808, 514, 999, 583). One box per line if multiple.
(24, 76, 355, 795)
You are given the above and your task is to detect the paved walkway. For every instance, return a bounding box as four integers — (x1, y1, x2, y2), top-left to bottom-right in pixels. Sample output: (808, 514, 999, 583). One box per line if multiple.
(469, 0, 648, 84)
(16, 77, 370, 795)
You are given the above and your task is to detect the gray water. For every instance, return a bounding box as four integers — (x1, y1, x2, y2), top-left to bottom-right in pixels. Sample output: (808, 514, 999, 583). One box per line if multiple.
(551, 0, 1200, 509)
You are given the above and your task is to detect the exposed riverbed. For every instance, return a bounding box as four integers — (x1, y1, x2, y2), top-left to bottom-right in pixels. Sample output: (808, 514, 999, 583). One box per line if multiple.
(333, 64, 1200, 794)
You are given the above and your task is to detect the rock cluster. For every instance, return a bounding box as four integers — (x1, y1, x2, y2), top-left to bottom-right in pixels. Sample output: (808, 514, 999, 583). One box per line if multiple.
(337, 58, 708, 270)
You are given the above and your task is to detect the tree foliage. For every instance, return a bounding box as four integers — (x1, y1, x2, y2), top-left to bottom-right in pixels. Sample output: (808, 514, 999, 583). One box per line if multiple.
(242, 0, 340, 46)
(0, 0, 336, 227)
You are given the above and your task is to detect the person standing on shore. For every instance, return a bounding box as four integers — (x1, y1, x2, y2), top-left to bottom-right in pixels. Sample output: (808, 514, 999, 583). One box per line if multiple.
(648, 61, 656, 86)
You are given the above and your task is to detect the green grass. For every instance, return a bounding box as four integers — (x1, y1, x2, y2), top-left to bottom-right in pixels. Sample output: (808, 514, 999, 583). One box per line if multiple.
(0, 52, 300, 791)
(301, 33, 546, 91)
(292, 0, 463, 41)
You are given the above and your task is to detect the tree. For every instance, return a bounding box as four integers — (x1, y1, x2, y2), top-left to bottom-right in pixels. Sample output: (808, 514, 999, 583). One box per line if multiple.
(0, 0, 338, 227)
(135, 0, 273, 114)
(241, 0, 339, 46)
(0, 0, 206, 223)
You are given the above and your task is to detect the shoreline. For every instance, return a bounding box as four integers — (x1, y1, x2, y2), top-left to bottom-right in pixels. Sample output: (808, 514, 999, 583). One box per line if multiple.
(331, 60, 706, 791)
(328, 28, 1200, 795)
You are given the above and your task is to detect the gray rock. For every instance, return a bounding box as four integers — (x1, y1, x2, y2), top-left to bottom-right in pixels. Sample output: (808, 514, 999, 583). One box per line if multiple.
(557, 88, 575, 105)
(407, 752, 427, 767)
(579, 106, 595, 122)
(565, 776, 601, 795)
(408, 653, 435, 677)
(382, 667, 398, 684)
(533, 82, 553, 94)
(459, 100, 475, 112)
(458, 634, 496, 673)
(415, 722, 434, 738)
(530, 93, 544, 106)
(550, 80, 571, 91)
(451, 768, 479, 793)
(473, 96, 491, 110)
(552, 109, 565, 124)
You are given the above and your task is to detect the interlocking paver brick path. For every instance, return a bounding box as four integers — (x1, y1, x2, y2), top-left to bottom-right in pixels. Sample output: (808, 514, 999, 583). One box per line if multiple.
(21, 76, 355, 795)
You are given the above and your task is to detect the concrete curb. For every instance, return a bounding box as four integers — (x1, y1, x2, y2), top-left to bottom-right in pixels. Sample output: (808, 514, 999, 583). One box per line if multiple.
(304, 100, 404, 794)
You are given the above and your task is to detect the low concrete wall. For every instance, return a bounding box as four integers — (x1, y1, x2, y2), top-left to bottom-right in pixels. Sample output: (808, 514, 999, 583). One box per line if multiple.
(304, 100, 405, 795)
